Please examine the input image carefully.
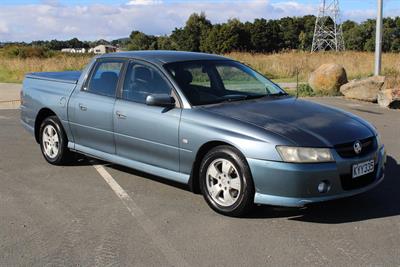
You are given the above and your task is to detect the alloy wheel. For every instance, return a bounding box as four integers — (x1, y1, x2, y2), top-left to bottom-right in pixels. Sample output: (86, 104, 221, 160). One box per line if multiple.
(205, 158, 242, 207)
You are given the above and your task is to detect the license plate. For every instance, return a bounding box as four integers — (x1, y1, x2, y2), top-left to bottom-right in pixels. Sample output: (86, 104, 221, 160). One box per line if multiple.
(352, 160, 374, 178)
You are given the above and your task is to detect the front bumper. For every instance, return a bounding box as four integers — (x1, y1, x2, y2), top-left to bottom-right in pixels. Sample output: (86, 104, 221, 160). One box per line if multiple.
(248, 146, 386, 207)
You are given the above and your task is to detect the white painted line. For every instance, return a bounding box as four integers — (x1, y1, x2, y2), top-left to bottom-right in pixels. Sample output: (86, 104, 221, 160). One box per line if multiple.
(93, 164, 189, 267)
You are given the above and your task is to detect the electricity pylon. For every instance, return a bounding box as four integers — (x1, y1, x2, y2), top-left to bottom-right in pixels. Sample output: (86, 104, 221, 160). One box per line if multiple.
(311, 0, 345, 52)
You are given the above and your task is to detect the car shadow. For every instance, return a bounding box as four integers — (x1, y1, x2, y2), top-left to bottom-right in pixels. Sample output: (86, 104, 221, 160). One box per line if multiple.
(106, 164, 191, 192)
(248, 156, 400, 223)
(60, 153, 97, 166)
(64, 153, 191, 190)
(351, 108, 383, 115)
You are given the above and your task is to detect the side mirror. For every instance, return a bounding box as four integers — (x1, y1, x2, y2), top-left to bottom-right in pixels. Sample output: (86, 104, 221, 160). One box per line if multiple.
(145, 94, 176, 107)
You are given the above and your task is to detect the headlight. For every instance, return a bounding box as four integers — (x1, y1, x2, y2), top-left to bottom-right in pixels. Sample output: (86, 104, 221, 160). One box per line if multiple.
(276, 146, 334, 163)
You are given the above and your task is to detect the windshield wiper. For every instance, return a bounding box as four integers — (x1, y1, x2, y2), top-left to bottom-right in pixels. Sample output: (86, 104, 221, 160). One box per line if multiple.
(215, 93, 270, 104)
(221, 94, 269, 102)
(268, 91, 288, 96)
(245, 94, 267, 100)
(221, 94, 249, 102)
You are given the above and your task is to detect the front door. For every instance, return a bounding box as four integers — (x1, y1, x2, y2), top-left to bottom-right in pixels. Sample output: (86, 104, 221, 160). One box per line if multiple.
(113, 61, 181, 171)
(68, 59, 125, 154)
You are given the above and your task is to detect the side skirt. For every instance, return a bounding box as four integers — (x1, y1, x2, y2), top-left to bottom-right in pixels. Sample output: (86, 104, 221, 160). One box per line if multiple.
(68, 142, 190, 184)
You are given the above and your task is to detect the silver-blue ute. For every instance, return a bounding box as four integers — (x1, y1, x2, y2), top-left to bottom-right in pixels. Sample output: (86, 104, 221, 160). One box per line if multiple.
(20, 51, 386, 216)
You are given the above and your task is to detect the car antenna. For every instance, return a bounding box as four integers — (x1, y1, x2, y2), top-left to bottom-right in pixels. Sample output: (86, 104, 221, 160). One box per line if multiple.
(296, 67, 299, 99)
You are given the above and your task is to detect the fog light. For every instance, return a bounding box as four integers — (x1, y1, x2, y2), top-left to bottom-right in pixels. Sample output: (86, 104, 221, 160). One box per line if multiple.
(317, 181, 331, 193)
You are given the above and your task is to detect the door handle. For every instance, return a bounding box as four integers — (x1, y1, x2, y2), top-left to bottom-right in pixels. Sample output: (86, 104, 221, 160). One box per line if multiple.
(116, 111, 126, 119)
(79, 104, 87, 111)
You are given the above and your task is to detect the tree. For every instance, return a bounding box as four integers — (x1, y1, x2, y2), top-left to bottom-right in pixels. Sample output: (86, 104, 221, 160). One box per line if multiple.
(299, 31, 307, 51)
(279, 17, 300, 50)
(171, 12, 212, 52)
(248, 18, 270, 52)
(128, 31, 157, 50)
(297, 15, 316, 51)
(342, 20, 370, 51)
(156, 36, 178, 50)
(201, 19, 250, 53)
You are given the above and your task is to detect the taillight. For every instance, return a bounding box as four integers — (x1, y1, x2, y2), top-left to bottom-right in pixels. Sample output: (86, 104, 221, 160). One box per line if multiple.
(20, 90, 23, 105)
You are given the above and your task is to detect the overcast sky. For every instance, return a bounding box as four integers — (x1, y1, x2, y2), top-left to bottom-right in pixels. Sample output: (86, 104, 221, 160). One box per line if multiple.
(0, 0, 399, 42)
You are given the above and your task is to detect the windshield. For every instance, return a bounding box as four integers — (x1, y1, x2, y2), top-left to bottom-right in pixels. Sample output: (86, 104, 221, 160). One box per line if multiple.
(165, 60, 287, 106)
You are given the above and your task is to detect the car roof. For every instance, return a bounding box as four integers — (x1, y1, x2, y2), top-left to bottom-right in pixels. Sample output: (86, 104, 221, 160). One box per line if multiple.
(98, 50, 230, 65)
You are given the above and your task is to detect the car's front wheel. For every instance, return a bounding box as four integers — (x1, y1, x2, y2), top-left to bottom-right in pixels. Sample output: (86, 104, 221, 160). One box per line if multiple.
(39, 116, 73, 165)
(200, 145, 255, 217)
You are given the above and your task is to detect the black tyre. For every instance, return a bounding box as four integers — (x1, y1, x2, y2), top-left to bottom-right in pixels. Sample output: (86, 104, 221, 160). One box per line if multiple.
(200, 145, 255, 217)
(39, 116, 73, 165)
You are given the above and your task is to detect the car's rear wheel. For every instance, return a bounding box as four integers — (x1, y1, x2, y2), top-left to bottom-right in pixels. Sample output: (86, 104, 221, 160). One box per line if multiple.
(200, 145, 254, 217)
(39, 116, 72, 165)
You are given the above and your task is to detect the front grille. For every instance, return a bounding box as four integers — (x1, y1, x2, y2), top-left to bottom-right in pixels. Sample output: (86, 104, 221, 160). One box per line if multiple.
(335, 137, 376, 158)
(340, 169, 376, 191)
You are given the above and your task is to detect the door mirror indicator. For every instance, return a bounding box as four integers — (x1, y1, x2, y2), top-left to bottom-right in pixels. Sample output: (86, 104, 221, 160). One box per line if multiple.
(145, 94, 175, 107)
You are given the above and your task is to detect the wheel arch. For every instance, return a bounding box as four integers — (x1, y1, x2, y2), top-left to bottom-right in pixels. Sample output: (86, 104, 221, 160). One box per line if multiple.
(188, 140, 244, 194)
(34, 108, 57, 143)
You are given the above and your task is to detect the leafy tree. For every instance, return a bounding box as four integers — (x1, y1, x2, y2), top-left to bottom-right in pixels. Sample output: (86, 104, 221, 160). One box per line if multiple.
(343, 24, 365, 51)
(279, 17, 300, 49)
(156, 36, 178, 50)
(297, 15, 316, 51)
(128, 31, 156, 50)
(248, 18, 282, 52)
(201, 19, 250, 53)
(171, 12, 212, 52)
(299, 31, 307, 50)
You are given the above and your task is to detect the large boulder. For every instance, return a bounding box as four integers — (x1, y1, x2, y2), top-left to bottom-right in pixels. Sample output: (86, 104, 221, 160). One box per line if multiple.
(382, 76, 400, 91)
(378, 76, 400, 108)
(377, 88, 400, 109)
(309, 64, 348, 95)
(340, 76, 385, 102)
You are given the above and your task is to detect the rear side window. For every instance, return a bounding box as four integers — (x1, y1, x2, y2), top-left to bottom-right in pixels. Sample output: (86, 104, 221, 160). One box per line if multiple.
(85, 61, 124, 97)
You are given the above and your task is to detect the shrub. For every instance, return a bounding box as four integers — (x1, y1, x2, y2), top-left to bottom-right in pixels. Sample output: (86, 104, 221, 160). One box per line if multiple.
(287, 84, 316, 97)
(3, 45, 55, 59)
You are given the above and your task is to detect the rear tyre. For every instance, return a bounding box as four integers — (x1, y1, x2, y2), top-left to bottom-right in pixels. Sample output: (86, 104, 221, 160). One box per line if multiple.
(39, 116, 73, 165)
(200, 145, 255, 217)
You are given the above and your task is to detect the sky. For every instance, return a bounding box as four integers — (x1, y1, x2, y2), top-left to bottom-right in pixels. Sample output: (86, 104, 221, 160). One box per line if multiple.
(0, 0, 399, 42)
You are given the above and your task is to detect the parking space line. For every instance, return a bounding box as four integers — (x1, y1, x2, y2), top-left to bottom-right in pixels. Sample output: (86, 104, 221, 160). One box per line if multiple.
(92, 164, 189, 267)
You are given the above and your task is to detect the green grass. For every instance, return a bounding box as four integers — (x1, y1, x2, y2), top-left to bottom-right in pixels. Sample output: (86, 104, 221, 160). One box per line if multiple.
(285, 84, 344, 97)
(0, 69, 21, 83)
(271, 77, 301, 83)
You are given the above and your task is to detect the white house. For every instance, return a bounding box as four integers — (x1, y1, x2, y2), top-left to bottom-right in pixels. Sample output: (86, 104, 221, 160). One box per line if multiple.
(61, 48, 86, 53)
(91, 45, 117, 54)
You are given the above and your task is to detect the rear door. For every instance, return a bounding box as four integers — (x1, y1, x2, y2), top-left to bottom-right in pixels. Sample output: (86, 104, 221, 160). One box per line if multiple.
(113, 60, 181, 171)
(68, 59, 125, 154)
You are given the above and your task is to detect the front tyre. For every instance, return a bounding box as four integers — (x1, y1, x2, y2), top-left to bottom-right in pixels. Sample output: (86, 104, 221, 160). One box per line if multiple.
(200, 145, 255, 217)
(39, 116, 72, 165)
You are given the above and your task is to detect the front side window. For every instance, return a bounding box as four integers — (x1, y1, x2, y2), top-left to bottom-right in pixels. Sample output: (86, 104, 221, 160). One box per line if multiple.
(85, 61, 123, 97)
(165, 60, 286, 106)
(122, 62, 171, 103)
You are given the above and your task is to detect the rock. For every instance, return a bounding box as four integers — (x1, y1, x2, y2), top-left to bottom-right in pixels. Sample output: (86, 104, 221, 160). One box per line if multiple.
(382, 76, 400, 90)
(340, 76, 385, 102)
(377, 88, 400, 109)
(309, 64, 348, 94)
